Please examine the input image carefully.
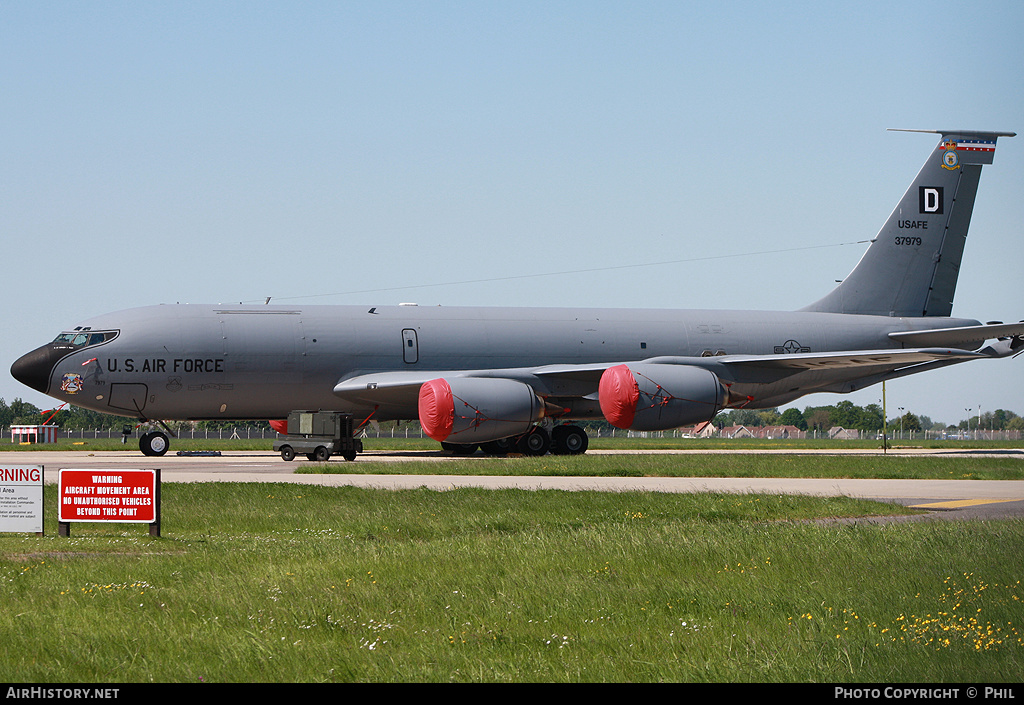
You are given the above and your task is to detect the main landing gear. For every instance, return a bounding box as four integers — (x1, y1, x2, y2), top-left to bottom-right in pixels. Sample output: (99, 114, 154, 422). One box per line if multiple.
(441, 424, 589, 457)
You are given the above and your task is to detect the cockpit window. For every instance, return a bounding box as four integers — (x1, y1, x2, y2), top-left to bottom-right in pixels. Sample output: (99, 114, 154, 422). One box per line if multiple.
(52, 330, 119, 348)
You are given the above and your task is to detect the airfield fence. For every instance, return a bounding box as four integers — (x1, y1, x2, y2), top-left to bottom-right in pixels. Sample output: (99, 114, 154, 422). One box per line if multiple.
(3, 424, 1020, 444)
(3, 425, 278, 442)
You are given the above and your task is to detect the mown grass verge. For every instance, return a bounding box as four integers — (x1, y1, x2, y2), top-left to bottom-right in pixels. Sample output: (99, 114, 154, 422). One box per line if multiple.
(1, 483, 1021, 682)
(298, 453, 1024, 480)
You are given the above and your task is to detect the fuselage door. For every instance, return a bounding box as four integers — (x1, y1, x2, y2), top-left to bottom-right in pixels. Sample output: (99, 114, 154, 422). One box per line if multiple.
(108, 383, 149, 415)
(402, 329, 419, 364)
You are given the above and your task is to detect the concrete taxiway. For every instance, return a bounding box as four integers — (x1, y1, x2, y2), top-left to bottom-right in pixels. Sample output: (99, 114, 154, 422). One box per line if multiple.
(6, 448, 1024, 522)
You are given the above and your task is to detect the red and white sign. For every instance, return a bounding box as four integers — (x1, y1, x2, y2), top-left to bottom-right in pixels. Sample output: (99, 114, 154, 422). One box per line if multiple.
(59, 469, 157, 523)
(1, 465, 44, 533)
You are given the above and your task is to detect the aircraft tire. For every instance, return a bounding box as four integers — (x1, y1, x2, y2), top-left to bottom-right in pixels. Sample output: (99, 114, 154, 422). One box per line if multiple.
(516, 427, 550, 456)
(280, 445, 295, 461)
(441, 442, 478, 456)
(480, 438, 513, 456)
(139, 431, 169, 457)
(551, 425, 589, 455)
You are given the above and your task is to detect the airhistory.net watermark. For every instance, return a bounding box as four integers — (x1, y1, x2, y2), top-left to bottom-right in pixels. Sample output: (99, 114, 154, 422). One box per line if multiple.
(5, 688, 119, 700)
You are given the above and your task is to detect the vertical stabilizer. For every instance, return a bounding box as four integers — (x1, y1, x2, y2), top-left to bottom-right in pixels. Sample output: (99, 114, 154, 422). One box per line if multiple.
(802, 129, 1014, 317)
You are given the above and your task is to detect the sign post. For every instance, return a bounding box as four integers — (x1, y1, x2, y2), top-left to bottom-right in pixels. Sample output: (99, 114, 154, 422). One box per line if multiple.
(0, 465, 44, 535)
(58, 469, 161, 537)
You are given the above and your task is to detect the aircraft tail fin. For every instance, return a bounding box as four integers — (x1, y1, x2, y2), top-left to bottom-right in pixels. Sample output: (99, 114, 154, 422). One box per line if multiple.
(801, 129, 1014, 318)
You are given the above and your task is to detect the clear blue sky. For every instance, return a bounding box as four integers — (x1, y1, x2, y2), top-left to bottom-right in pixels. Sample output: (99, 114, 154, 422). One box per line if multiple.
(2, 1, 1022, 426)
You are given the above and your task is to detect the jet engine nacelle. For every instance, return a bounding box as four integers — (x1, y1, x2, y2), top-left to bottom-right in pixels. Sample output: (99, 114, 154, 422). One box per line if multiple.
(599, 363, 726, 431)
(418, 377, 544, 443)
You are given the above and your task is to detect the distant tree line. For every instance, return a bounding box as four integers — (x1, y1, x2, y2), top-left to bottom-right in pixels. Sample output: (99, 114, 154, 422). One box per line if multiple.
(0, 398, 45, 428)
(0, 398, 270, 433)
(2, 396, 1020, 436)
(960, 409, 1024, 432)
(715, 400, 1024, 433)
(716, 401, 883, 432)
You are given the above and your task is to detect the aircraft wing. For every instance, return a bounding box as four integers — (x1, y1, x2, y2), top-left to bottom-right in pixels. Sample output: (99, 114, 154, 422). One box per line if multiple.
(333, 347, 987, 409)
(332, 367, 600, 410)
(334, 371, 457, 408)
(330, 343, 1012, 443)
(627, 346, 996, 408)
(528, 348, 988, 391)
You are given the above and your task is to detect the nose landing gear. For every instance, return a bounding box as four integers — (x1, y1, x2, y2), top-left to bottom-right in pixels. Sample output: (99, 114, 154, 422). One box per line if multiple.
(139, 430, 170, 457)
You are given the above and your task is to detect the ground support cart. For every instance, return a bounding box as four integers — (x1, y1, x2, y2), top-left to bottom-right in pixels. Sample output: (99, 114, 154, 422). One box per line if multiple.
(273, 410, 362, 462)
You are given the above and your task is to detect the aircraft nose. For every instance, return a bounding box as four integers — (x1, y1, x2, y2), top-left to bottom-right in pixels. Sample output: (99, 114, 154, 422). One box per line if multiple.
(10, 346, 57, 394)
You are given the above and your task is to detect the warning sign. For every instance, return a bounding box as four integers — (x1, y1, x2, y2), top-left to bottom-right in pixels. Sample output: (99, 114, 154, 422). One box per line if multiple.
(1, 465, 43, 533)
(59, 469, 157, 523)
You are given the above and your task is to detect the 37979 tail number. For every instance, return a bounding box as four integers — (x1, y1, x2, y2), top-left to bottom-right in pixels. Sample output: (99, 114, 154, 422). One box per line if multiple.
(894, 236, 922, 246)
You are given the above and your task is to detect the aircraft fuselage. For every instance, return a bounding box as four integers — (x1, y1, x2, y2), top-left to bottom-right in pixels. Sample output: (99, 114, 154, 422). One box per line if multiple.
(15, 303, 979, 423)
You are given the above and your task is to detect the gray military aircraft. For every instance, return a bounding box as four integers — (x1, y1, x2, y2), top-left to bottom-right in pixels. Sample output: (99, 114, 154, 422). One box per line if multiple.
(11, 129, 1023, 458)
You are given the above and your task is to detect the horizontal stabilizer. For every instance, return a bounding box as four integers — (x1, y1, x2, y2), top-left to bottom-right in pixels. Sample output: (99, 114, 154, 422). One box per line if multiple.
(717, 347, 983, 370)
(889, 322, 1024, 348)
(887, 129, 1016, 165)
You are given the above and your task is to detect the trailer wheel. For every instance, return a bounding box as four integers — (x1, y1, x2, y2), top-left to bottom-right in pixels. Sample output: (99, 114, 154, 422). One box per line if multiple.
(342, 449, 357, 461)
(313, 445, 331, 462)
(280, 445, 295, 461)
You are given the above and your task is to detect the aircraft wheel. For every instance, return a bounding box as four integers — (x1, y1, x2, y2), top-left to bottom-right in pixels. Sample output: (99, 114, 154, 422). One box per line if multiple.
(551, 425, 589, 455)
(313, 445, 331, 462)
(140, 431, 169, 457)
(480, 438, 513, 456)
(280, 445, 296, 461)
(441, 442, 478, 456)
(516, 427, 550, 456)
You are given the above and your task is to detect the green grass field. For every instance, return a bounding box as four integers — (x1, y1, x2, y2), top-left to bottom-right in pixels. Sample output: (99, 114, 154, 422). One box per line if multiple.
(301, 452, 1024, 480)
(1, 477, 1022, 682)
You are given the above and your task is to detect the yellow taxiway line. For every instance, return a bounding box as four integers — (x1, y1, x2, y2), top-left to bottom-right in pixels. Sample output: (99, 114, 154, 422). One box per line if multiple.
(909, 498, 1021, 510)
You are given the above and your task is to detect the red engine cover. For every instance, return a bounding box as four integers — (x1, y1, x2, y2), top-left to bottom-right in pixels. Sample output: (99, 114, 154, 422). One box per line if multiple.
(418, 377, 543, 443)
(418, 378, 455, 441)
(598, 364, 640, 429)
(599, 363, 725, 431)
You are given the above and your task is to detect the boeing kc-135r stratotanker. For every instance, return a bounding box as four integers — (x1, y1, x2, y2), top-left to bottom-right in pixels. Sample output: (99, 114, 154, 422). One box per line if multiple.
(11, 129, 1024, 458)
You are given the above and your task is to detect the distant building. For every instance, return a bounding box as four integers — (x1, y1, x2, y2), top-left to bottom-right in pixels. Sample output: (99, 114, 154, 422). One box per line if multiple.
(829, 426, 860, 440)
(10, 425, 58, 444)
(719, 425, 755, 439)
(755, 425, 806, 439)
(677, 423, 717, 438)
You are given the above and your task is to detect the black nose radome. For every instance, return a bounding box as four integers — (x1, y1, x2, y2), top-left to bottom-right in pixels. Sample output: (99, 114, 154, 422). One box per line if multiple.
(10, 345, 59, 394)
